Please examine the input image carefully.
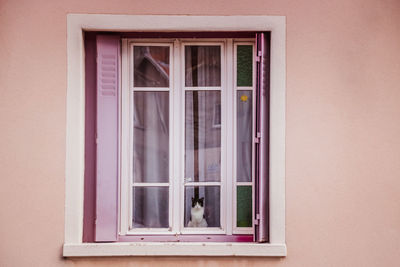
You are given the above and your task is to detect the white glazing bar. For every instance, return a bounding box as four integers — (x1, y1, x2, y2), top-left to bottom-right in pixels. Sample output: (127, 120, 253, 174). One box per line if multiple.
(132, 87, 170, 91)
(184, 182, 221, 187)
(236, 182, 253, 186)
(183, 87, 222, 91)
(132, 183, 170, 187)
(236, 87, 254, 91)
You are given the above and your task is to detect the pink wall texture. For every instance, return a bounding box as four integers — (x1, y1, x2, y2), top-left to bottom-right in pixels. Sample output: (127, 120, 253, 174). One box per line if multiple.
(1, 0, 400, 266)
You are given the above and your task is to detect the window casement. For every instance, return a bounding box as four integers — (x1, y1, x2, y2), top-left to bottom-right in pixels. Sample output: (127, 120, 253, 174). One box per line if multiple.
(98, 36, 262, 242)
(64, 15, 285, 257)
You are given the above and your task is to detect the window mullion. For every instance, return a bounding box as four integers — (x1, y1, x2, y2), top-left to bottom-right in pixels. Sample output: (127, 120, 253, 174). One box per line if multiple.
(225, 39, 234, 235)
(120, 38, 130, 235)
(220, 41, 227, 233)
(172, 39, 181, 234)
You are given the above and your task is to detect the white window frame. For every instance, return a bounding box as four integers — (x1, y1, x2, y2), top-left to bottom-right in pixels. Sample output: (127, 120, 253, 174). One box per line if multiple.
(121, 41, 175, 235)
(121, 39, 253, 236)
(233, 41, 256, 235)
(64, 14, 286, 257)
(180, 40, 227, 235)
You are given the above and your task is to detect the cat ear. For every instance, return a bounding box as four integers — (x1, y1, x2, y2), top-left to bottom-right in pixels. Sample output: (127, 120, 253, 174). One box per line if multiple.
(200, 197, 204, 201)
(192, 197, 194, 201)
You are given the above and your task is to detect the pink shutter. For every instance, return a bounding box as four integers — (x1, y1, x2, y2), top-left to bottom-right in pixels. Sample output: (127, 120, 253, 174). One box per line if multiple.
(95, 35, 120, 242)
(254, 32, 270, 243)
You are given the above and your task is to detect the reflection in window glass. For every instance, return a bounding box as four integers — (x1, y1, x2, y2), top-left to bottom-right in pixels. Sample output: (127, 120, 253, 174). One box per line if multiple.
(184, 186, 220, 228)
(132, 186, 169, 228)
(134, 46, 169, 87)
(185, 91, 221, 182)
(237, 45, 253, 87)
(213, 103, 221, 127)
(237, 186, 252, 227)
(185, 46, 221, 87)
(133, 92, 169, 183)
(237, 91, 252, 182)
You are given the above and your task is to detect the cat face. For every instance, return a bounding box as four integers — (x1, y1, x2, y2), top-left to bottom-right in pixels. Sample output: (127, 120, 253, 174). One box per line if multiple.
(191, 197, 204, 208)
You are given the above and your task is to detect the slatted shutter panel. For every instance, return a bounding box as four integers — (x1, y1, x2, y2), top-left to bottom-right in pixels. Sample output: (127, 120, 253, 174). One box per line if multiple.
(95, 35, 120, 242)
(254, 32, 270, 243)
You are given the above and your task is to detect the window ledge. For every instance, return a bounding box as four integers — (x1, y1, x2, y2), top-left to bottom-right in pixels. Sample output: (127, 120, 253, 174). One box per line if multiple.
(63, 242, 287, 257)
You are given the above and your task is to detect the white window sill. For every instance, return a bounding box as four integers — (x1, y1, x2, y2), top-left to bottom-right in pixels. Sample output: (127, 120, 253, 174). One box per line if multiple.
(63, 242, 287, 257)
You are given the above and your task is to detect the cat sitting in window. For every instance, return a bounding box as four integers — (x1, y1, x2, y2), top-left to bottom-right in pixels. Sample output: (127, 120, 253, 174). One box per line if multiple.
(188, 197, 208, 227)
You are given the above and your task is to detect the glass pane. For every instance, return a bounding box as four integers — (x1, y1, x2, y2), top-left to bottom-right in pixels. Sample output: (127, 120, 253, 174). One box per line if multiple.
(134, 46, 169, 87)
(133, 92, 169, 183)
(185, 91, 221, 182)
(237, 186, 252, 227)
(237, 91, 253, 182)
(184, 186, 220, 228)
(132, 186, 169, 228)
(237, 45, 253, 87)
(185, 46, 221, 87)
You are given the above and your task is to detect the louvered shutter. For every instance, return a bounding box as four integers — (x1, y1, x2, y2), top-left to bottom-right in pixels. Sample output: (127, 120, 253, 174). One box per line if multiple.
(95, 35, 120, 242)
(254, 32, 270, 243)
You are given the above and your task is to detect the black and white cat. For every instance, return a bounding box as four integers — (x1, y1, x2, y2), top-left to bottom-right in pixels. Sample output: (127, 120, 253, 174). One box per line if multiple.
(188, 197, 208, 227)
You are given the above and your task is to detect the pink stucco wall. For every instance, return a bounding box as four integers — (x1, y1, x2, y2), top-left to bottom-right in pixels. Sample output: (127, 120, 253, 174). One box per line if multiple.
(1, 0, 400, 266)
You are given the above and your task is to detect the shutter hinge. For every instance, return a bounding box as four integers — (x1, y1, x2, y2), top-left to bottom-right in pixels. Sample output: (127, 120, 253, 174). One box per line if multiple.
(254, 132, 261, 143)
(254, 214, 260, 225)
(255, 51, 262, 62)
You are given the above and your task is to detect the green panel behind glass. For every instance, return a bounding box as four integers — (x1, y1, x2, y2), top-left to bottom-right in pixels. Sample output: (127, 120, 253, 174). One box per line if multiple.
(237, 186, 252, 227)
(237, 45, 253, 87)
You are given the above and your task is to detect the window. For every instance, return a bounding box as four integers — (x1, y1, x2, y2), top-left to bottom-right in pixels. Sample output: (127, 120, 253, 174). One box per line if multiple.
(64, 15, 286, 257)
(118, 39, 255, 239)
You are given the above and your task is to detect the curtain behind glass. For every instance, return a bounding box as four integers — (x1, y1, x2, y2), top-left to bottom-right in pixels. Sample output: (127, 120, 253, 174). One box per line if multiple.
(237, 91, 253, 182)
(185, 91, 221, 182)
(132, 92, 169, 228)
(185, 46, 221, 87)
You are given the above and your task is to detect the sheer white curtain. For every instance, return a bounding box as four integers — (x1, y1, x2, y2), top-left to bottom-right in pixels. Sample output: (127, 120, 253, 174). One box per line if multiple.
(184, 92, 222, 227)
(132, 45, 171, 229)
(185, 46, 221, 87)
(184, 91, 221, 182)
(133, 92, 169, 228)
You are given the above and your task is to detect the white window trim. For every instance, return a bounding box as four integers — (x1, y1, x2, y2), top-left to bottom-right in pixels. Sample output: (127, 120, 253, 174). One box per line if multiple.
(65, 14, 286, 257)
